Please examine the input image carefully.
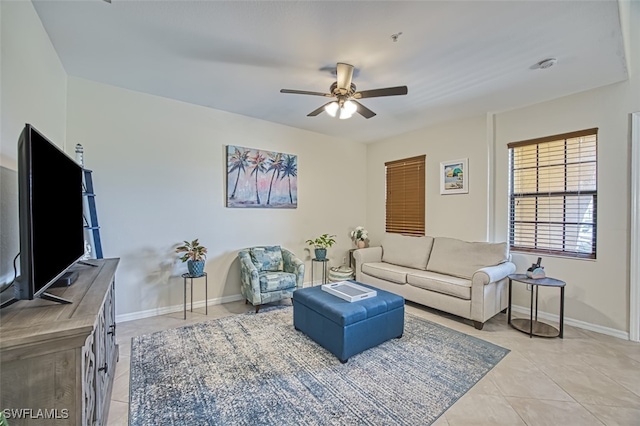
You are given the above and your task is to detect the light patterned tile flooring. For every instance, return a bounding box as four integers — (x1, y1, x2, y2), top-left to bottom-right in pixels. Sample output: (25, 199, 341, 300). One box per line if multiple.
(109, 300, 640, 425)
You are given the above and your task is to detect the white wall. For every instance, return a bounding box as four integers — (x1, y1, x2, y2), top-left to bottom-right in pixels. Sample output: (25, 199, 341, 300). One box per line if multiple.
(366, 115, 490, 244)
(494, 0, 640, 334)
(494, 81, 636, 333)
(364, 2, 639, 335)
(0, 1, 67, 294)
(66, 77, 367, 317)
(0, 1, 67, 160)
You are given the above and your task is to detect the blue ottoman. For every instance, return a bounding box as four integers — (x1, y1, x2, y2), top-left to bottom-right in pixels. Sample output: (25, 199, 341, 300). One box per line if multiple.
(293, 282, 404, 363)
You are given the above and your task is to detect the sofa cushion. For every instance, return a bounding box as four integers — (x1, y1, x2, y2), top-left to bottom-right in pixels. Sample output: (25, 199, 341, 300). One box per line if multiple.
(426, 237, 508, 279)
(381, 233, 434, 270)
(250, 246, 284, 272)
(258, 271, 296, 292)
(407, 271, 472, 300)
(361, 262, 414, 284)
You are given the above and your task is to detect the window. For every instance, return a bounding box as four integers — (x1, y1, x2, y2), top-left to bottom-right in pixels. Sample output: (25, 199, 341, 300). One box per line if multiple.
(508, 129, 597, 259)
(385, 155, 425, 236)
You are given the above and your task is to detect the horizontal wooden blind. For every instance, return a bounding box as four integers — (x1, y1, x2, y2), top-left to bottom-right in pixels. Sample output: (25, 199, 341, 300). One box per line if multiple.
(385, 155, 425, 236)
(508, 129, 597, 259)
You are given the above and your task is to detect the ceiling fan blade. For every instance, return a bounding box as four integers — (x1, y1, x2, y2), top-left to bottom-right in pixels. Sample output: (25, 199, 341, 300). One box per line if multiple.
(307, 102, 334, 117)
(280, 89, 332, 97)
(336, 63, 354, 91)
(353, 100, 376, 119)
(353, 86, 408, 99)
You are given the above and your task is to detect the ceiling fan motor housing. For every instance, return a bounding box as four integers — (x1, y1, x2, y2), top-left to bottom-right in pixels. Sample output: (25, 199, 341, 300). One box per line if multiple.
(330, 82, 356, 97)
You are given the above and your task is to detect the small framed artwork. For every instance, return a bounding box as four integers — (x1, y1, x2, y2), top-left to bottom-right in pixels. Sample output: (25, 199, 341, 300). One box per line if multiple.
(440, 158, 468, 194)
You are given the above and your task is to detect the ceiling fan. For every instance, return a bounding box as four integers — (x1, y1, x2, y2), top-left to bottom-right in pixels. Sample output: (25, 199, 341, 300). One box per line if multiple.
(280, 63, 408, 119)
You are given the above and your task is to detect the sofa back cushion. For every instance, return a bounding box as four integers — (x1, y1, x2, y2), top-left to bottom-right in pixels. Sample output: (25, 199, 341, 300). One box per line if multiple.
(381, 233, 434, 270)
(426, 237, 508, 279)
(249, 246, 284, 272)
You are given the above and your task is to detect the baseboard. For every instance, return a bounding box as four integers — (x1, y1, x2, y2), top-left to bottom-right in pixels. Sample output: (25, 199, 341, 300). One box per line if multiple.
(511, 304, 629, 340)
(116, 293, 244, 323)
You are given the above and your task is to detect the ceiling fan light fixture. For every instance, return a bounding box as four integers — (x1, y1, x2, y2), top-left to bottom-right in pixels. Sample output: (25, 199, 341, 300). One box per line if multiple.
(338, 110, 354, 120)
(325, 101, 339, 117)
(343, 100, 357, 115)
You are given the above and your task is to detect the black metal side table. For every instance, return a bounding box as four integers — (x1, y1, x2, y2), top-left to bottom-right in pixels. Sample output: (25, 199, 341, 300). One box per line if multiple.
(508, 273, 565, 338)
(348, 249, 356, 269)
(311, 258, 329, 286)
(182, 272, 208, 320)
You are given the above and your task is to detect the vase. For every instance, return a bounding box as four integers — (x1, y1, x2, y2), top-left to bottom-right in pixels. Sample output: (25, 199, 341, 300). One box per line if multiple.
(314, 248, 327, 261)
(357, 240, 366, 249)
(187, 260, 205, 277)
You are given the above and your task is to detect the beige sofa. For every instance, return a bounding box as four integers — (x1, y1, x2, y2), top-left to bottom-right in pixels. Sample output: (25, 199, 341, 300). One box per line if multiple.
(354, 234, 516, 329)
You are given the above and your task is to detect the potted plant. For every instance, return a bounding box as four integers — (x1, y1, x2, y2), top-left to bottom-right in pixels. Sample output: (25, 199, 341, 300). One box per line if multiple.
(305, 233, 336, 261)
(176, 238, 208, 277)
(350, 226, 369, 248)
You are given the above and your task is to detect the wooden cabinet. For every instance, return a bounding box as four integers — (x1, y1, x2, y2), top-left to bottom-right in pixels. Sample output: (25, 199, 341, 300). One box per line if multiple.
(0, 258, 119, 426)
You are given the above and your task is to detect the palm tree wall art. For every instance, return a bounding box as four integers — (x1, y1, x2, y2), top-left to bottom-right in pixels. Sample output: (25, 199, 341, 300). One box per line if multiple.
(226, 145, 298, 208)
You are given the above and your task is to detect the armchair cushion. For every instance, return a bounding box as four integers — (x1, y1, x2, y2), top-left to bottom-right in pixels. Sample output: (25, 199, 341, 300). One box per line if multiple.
(249, 246, 284, 272)
(259, 271, 297, 292)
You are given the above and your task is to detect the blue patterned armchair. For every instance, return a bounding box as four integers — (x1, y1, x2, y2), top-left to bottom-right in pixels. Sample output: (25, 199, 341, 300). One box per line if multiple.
(238, 246, 305, 313)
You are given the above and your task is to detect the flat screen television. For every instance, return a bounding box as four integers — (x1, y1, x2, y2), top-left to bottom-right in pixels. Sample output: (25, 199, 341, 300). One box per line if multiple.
(8, 124, 85, 306)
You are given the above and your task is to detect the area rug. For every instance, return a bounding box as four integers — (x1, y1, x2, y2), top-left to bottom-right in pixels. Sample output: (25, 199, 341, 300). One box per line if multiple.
(129, 306, 509, 425)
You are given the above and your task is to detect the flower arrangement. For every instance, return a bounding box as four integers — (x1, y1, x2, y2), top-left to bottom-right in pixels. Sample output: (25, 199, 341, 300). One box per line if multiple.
(350, 226, 368, 243)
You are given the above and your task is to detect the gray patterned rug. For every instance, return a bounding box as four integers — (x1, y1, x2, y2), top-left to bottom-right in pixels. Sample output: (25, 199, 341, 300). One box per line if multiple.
(129, 306, 509, 425)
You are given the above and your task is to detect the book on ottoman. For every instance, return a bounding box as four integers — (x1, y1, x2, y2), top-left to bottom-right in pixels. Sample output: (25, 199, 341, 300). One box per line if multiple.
(321, 281, 377, 302)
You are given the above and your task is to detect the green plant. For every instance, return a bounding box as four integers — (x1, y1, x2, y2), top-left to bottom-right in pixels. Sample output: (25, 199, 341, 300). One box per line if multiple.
(176, 239, 208, 262)
(305, 234, 336, 249)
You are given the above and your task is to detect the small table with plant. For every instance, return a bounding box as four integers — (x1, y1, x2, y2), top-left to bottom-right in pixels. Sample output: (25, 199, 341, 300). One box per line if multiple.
(176, 238, 209, 319)
(306, 233, 336, 286)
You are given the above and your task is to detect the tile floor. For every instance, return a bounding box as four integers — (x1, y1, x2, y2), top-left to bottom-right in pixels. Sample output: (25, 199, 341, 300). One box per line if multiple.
(108, 300, 640, 425)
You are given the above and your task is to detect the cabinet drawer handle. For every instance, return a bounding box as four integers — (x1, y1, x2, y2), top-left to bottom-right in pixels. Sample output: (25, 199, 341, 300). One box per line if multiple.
(98, 364, 108, 374)
(107, 324, 116, 336)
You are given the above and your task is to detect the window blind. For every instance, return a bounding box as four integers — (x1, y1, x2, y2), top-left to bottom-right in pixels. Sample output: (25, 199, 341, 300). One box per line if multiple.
(508, 129, 597, 259)
(385, 155, 425, 236)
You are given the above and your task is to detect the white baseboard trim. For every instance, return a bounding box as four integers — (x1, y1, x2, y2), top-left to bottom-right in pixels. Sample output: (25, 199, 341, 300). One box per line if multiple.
(511, 304, 629, 341)
(116, 293, 244, 323)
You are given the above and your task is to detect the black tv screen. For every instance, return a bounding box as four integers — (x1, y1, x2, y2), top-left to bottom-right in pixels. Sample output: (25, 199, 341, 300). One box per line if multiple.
(15, 124, 84, 301)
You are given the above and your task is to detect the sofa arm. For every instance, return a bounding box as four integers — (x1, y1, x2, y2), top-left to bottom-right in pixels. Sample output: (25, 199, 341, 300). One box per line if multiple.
(470, 261, 516, 324)
(353, 246, 383, 266)
(238, 251, 261, 304)
(282, 248, 305, 288)
(472, 262, 516, 286)
(353, 247, 383, 281)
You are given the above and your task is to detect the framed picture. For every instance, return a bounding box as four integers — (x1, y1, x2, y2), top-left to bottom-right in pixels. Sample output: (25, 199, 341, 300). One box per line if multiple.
(440, 158, 468, 194)
(226, 145, 297, 208)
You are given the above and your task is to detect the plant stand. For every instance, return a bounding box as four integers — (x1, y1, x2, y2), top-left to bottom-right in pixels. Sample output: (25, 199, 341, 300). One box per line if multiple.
(182, 272, 208, 320)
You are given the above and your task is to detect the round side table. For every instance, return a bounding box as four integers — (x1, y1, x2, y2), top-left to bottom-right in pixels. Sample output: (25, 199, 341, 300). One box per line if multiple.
(182, 272, 208, 320)
(508, 274, 565, 338)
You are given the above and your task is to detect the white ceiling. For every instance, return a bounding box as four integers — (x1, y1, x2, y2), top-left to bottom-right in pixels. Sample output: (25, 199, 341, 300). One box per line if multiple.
(32, 0, 628, 143)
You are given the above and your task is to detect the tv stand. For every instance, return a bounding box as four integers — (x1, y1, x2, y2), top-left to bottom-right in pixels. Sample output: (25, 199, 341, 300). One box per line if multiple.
(40, 291, 72, 304)
(0, 258, 119, 426)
